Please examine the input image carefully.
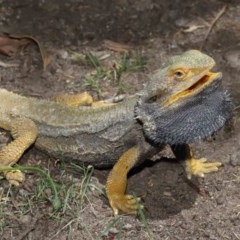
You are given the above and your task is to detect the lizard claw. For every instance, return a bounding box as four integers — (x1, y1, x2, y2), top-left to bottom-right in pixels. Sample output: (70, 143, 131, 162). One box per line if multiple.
(186, 157, 222, 179)
(5, 170, 25, 186)
(108, 194, 142, 216)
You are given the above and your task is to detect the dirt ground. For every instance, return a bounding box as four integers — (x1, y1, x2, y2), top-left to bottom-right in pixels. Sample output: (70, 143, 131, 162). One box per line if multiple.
(0, 0, 240, 239)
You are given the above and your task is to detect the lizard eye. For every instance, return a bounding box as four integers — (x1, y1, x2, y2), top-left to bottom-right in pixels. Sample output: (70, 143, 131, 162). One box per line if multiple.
(174, 70, 185, 79)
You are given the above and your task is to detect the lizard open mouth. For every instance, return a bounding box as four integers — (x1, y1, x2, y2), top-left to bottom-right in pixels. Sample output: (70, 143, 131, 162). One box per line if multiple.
(163, 71, 222, 107)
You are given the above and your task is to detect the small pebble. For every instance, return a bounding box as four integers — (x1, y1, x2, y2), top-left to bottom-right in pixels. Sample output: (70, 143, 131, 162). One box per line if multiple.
(20, 215, 32, 224)
(123, 223, 132, 230)
(224, 50, 240, 69)
(109, 227, 119, 234)
(216, 196, 224, 205)
(163, 191, 172, 197)
(57, 50, 69, 59)
(230, 152, 240, 166)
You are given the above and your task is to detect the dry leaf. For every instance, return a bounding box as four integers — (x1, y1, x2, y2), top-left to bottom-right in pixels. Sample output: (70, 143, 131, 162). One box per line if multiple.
(1, 33, 51, 70)
(103, 40, 133, 53)
(0, 35, 30, 56)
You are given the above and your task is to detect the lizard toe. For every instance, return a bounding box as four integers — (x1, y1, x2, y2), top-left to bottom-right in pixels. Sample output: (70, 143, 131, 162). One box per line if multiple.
(187, 157, 222, 179)
(109, 194, 142, 216)
(5, 170, 25, 186)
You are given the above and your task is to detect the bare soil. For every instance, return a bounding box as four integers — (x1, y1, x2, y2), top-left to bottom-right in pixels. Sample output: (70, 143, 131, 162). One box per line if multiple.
(0, 0, 240, 239)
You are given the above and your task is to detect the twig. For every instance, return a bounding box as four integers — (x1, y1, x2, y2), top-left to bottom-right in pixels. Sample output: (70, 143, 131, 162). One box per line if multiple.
(48, 218, 77, 240)
(104, 94, 125, 103)
(201, 5, 227, 49)
(0, 60, 19, 68)
(234, 105, 240, 111)
(233, 232, 240, 240)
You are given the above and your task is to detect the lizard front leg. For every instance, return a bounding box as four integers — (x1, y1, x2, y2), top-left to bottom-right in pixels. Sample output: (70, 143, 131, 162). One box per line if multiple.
(0, 114, 38, 186)
(53, 92, 93, 107)
(53, 92, 115, 108)
(171, 144, 222, 179)
(106, 146, 140, 216)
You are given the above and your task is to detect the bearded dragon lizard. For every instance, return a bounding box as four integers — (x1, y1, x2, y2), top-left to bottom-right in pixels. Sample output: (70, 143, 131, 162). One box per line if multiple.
(0, 50, 232, 215)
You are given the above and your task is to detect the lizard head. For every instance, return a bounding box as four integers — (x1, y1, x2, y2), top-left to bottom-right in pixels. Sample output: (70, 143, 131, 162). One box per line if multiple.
(135, 50, 232, 145)
(142, 50, 222, 106)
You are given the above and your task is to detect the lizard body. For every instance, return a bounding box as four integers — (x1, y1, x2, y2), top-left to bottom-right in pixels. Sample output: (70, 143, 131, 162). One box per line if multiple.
(0, 89, 153, 167)
(0, 50, 232, 215)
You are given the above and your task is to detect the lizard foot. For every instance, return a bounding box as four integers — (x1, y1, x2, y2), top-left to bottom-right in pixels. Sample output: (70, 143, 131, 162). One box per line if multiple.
(5, 170, 25, 186)
(108, 194, 141, 216)
(186, 158, 222, 179)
